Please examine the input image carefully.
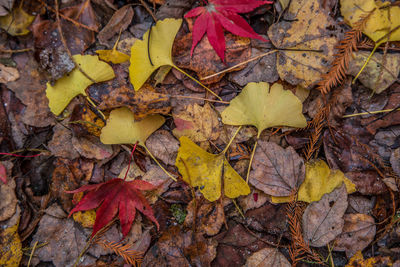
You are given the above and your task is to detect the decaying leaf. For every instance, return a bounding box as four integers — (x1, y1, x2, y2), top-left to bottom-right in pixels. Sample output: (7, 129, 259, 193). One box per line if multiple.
(0, 6, 34, 36)
(129, 18, 182, 90)
(100, 107, 165, 145)
(175, 136, 250, 202)
(0, 207, 22, 267)
(302, 184, 348, 247)
(46, 55, 115, 115)
(346, 251, 392, 267)
(96, 46, 130, 64)
(333, 213, 376, 258)
(173, 103, 221, 142)
(97, 5, 134, 43)
(221, 82, 307, 138)
(0, 63, 19, 83)
(268, 0, 340, 88)
(347, 51, 400, 93)
(71, 136, 113, 160)
(72, 210, 96, 228)
(0, 179, 17, 221)
(272, 160, 356, 203)
(249, 141, 305, 197)
(146, 130, 179, 166)
(341, 0, 400, 45)
(244, 248, 290, 267)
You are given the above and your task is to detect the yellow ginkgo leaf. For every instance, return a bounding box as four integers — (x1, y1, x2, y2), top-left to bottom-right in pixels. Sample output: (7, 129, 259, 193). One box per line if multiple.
(0, 7, 34, 36)
(100, 107, 165, 145)
(129, 18, 182, 90)
(46, 55, 115, 115)
(96, 48, 130, 64)
(271, 160, 356, 203)
(221, 82, 307, 138)
(175, 136, 250, 202)
(341, 0, 400, 45)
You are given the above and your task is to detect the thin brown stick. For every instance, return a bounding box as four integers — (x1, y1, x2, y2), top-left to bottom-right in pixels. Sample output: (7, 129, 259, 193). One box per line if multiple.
(138, 0, 157, 22)
(0, 47, 33, 53)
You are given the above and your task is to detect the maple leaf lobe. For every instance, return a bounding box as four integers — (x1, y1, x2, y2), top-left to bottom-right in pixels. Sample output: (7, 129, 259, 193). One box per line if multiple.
(185, 0, 272, 61)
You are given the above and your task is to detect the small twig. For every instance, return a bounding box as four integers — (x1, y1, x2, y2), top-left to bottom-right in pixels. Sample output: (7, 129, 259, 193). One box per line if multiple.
(167, 94, 229, 104)
(138, 0, 157, 22)
(342, 107, 400, 118)
(0, 47, 33, 53)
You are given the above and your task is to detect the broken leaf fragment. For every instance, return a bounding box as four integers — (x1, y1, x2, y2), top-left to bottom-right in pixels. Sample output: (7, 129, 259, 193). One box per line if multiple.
(221, 82, 307, 137)
(46, 55, 115, 115)
(175, 136, 250, 202)
(129, 18, 182, 90)
(272, 160, 356, 203)
(100, 107, 165, 145)
(96, 48, 130, 64)
(0, 6, 34, 36)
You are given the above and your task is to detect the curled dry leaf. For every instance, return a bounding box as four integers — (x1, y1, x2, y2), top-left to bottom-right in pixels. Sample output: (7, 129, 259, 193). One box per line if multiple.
(175, 136, 250, 202)
(302, 183, 348, 247)
(173, 102, 221, 142)
(244, 248, 290, 267)
(100, 107, 165, 145)
(249, 141, 305, 197)
(268, 0, 340, 88)
(98, 5, 134, 43)
(333, 213, 376, 258)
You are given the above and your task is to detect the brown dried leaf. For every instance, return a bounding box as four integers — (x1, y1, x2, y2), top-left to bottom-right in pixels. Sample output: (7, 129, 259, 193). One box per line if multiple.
(142, 226, 217, 267)
(333, 213, 376, 258)
(238, 187, 269, 213)
(98, 5, 134, 43)
(48, 123, 79, 160)
(391, 148, 400, 177)
(172, 103, 221, 142)
(71, 136, 113, 160)
(173, 32, 251, 84)
(249, 141, 305, 197)
(0, 178, 17, 221)
(244, 248, 290, 267)
(302, 184, 348, 247)
(0, 63, 19, 83)
(145, 130, 179, 166)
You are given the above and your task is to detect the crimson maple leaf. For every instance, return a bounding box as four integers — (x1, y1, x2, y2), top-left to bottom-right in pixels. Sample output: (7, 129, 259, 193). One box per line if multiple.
(185, 0, 272, 61)
(67, 178, 159, 237)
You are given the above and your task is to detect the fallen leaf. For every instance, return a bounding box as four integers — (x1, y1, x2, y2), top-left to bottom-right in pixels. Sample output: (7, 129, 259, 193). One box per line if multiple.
(69, 104, 105, 137)
(173, 103, 221, 142)
(341, 0, 400, 45)
(391, 148, 400, 177)
(129, 18, 182, 90)
(244, 248, 290, 267)
(100, 107, 165, 145)
(0, 63, 19, 83)
(273, 160, 356, 203)
(0, 6, 34, 36)
(268, 0, 340, 88)
(238, 187, 269, 212)
(184, 0, 270, 61)
(96, 46, 130, 64)
(72, 136, 113, 160)
(0, 162, 7, 184)
(245, 202, 288, 234)
(48, 123, 80, 160)
(221, 82, 307, 138)
(145, 129, 179, 166)
(175, 136, 250, 202)
(0, 0, 12, 16)
(98, 5, 134, 43)
(249, 141, 305, 197)
(141, 226, 217, 267)
(0, 179, 17, 221)
(68, 178, 159, 237)
(333, 213, 376, 258)
(347, 195, 374, 215)
(73, 210, 96, 228)
(347, 51, 400, 93)
(0, 206, 22, 266)
(346, 251, 392, 267)
(46, 55, 115, 115)
(302, 184, 348, 247)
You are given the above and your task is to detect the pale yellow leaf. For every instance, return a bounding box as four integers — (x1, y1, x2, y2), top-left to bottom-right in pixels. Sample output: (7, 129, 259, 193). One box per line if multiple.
(100, 107, 165, 145)
(46, 55, 115, 115)
(129, 18, 182, 90)
(175, 136, 250, 202)
(96, 48, 130, 64)
(221, 82, 306, 137)
(0, 7, 34, 36)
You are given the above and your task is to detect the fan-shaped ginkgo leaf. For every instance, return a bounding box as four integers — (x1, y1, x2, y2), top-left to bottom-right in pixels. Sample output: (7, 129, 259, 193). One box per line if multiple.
(46, 55, 115, 115)
(129, 18, 182, 90)
(100, 107, 165, 145)
(221, 82, 307, 137)
(175, 136, 250, 202)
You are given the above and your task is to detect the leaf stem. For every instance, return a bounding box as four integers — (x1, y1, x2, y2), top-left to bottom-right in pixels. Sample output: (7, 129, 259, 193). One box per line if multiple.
(222, 126, 242, 155)
(232, 199, 245, 218)
(352, 44, 378, 84)
(124, 142, 139, 181)
(342, 107, 400, 118)
(143, 144, 177, 181)
(27, 241, 38, 267)
(246, 139, 258, 183)
(173, 65, 222, 100)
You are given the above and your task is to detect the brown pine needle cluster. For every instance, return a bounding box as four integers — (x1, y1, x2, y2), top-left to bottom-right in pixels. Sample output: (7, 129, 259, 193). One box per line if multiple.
(96, 239, 144, 267)
(286, 191, 324, 266)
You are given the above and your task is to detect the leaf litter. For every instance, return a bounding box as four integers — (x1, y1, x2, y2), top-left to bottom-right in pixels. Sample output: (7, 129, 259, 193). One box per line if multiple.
(2, 0, 400, 266)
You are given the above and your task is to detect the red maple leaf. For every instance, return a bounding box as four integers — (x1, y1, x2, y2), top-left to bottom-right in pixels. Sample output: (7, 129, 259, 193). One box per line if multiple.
(67, 144, 159, 237)
(185, 0, 272, 61)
